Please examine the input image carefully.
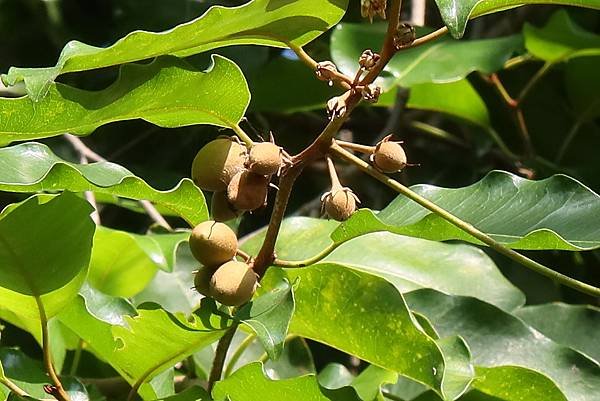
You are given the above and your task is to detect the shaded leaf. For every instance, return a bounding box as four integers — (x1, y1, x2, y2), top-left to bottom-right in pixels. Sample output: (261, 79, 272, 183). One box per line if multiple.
(3, 0, 349, 100)
(331, 23, 521, 89)
(0, 142, 207, 226)
(0, 56, 248, 146)
(155, 386, 211, 401)
(235, 279, 295, 360)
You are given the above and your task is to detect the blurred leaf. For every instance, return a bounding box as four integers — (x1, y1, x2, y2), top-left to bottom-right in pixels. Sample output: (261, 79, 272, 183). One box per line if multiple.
(213, 362, 362, 401)
(351, 365, 397, 401)
(407, 80, 490, 128)
(261, 265, 446, 396)
(0, 193, 94, 323)
(331, 23, 521, 89)
(156, 386, 211, 401)
(3, 0, 348, 100)
(0, 348, 88, 401)
(524, 10, 600, 63)
(318, 363, 354, 389)
(0, 142, 208, 226)
(565, 56, 600, 123)
(337, 171, 600, 251)
(133, 243, 201, 315)
(434, 0, 600, 39)
(407, 289, 600, 401)
(242, 219, 524, 311)
(235, 279, 295, 360)
(515, 303, 600, 363)
(0, 56, 248, 146)
(437, 337, 473, 400)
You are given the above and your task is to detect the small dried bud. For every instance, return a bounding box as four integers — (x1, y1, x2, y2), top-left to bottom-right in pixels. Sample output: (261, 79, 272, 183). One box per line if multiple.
(361, 84, 381, 103)
(371, 135, 407, 173)
(315, 61, 339, 83)
(394, 23, 416, 49)
(321, 187, 360, 221)
(327, 96, 347, 119)
(359, 50, 380, 70)
(361, 0, 387, 23)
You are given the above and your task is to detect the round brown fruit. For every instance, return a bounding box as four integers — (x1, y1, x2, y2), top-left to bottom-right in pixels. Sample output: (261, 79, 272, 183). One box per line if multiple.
(191, 138, 247, 191)
(227, 170, 269, 212)
(324, 188, 357, 221)
(189, 221, 237, 266)
(193, 266, 213, 296)
(372, 141, 407, 173)
(209, 261, 257, 306)
(211, 191, 241, 222)
(247, 142, 282, 176)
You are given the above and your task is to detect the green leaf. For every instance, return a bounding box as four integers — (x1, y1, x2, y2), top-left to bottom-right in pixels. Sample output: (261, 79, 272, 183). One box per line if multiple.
(0, 56, 248, 146)
(0, 348, 89, 401)
(318, 363, 355, 389)
(155, 386, 211, 401)
(235, 279, 295, 360)
(261, 265, 446, 396)
(331, 23, 521, 89)
(407, 80, 490, 128)
(351, 365, 398, 401)
(79, 283, 137, 326)
(0, 193, 94, 322)
(514, 303, 600, 363)
(342, 171, 600, 251)
(565, 56, 600, 123)
(434, 0, 600, 39)
(213, 362, 362, 401)
(407, 289, 600, 401)
(0, 142, 208, 226)
(524, 10, 600, 63)
(3, 0, 348, 101)
(242, 218, 525, 311)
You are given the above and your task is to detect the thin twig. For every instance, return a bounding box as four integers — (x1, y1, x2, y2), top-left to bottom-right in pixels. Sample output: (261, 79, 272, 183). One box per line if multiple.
(330, 142, 600, 298)
(207, 323, 239, 392)
(64, 134, 173, 231)
(223, 334, 256, 378)
(287, 42, 353, 89)
(0, 377, 29, 398)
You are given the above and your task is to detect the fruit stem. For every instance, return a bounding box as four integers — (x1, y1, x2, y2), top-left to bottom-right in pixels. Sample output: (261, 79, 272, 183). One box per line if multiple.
(231, 124, 255, 147)
(336, 140, 375, 155)
(326, 156, 342, 189)
(207, 323, 239, 392)
(286, 42, 353, 90)
(223, 334, 256, 378)
(330, 142, 600, 298)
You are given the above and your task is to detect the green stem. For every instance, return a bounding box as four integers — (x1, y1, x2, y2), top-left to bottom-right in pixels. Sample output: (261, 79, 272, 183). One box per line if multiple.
(0, 377, 29, 398)
(409, 121, 467, 148)
(231, 124, 255, 147)
(35, 297, 72, 401)
(486, 127, 520, 161)
(223, 334, 256, 378)
(273, 243, 338, 267)
(330, 142, 600, 298)
(518, 62, 553, 103)
(69, 339, 84, 376)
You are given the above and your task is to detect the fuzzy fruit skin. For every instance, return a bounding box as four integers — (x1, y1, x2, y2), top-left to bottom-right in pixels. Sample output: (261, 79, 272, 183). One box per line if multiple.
(324, 189, 356, 221)
(373, 141, 407, 173)
(189, 221, 238, 266)
(209, 261, 257, 306)
(194, 266, 213, 296)
(227, 170, 269, 211)
(211, 191, 241, 222)
(247, 142, 282, 176)
(191, 138, 247, 191)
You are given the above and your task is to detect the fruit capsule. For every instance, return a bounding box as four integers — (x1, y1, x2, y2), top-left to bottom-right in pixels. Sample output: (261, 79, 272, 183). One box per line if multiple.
(209, 261, 257, 306)
(189, 221, 237, 267)
(191, 138, 247, 192)
(227, 170, 269, 212)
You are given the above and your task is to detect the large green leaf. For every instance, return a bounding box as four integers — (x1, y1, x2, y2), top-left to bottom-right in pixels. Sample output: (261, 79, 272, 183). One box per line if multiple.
(0, 193, 94, 322)
(339, 171, 600, 251)
(331, 23, 521, 89)
(261, 265, 447, 397)
(2, 0, 348, 101)
(242, 218, 524, 311)
(0, 142, 207, 226)
(213, 362, 362, 401)
(407, 289, 600, 401)
(433, 0, 600, 39)
(0, 56, 248, 146)
(524, 10, 600, 63)
(514, 303, 600, 363)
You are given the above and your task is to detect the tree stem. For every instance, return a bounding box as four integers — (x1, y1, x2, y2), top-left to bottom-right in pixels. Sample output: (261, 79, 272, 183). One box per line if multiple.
(207, 324, 238, 392)
(330, 142, 600, 298)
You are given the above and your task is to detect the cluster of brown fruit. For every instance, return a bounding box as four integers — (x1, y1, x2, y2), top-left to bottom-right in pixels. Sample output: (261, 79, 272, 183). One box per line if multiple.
(191, 136, 288, 221)
(189, 221, 257, 306)
(323, 135, 408, 222)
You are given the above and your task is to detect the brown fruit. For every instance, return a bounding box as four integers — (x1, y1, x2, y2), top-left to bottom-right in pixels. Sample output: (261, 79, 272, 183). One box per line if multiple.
(372, 140, 407, 173)
(189, 221, 237, 266)
(193, 266, 213, 296)
(209, 261, 257, 306)
(191, 138, 247, 191)
(247, 142, 282, 176)
(211, 191, 241, 222)
(323, 187, 358, 221)
(227, 170, 269, 212)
